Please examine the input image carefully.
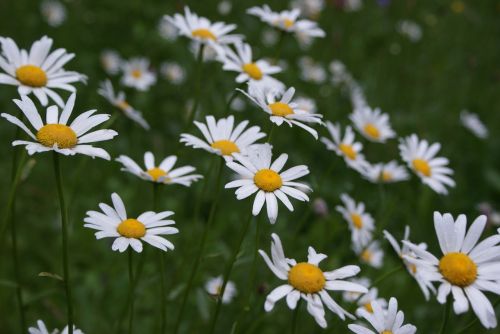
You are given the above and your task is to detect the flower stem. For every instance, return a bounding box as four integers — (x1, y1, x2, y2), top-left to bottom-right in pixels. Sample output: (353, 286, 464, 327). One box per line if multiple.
(438, 296, 451, 334)
(128, 249, 135, 334)
(291, 300, 301, 334)
(223, 89, 239, 116)
(153, 183, 167, 334)
(52, 152, 74, 334)
(267, 124, 275, 143)
(184, 44, 205, 129)
(174, 157, 224, 334)
(208, 212, 254, 334)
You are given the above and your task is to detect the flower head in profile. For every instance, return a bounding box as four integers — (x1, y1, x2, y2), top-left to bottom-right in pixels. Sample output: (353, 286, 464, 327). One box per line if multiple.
(0, 36, 86, 107)
(336, 193, 374, 246)
(399, 134, 455, 195)
(354, 240, 384, 269)
(402, 212, 500, 329)
(349, 106, 396, 143)
(1, 94, 117, 159)
(348, 297, 417, 334)
(360, 161, 409, 184)
(239, 85, 323, 139)
(98, 80, 149, 130)
(84, 193, 178, 253)
(259, 233, 368, 328)
(29, 320, 83, 334)
(116, 152, 202, 186)
(121, 57, 156, 91)
(205, 276, 237, 304)
(355, 287, 387, 317)
(180, 115, 266, 161)
(321, 122, 368, 171)
(225, 144, 310, 224)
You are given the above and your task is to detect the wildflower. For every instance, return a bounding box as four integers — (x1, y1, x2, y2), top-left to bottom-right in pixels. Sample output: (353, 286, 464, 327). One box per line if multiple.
(160, 62, 186, 85)
(100, 49, 122, 75)
(40, 0, 66, 27)
(321, 122, 368, 170)
(205, 276, 237, 304)
(460, 110, 488, 139)
(355, 287, 387, 316)
(349, 106, 396, 143)
(121, 57, 156, 91)
(354, 240, 384, 269)
(28, 320, 83, 334)
(336, 194, 374, 246)
(360, 161, 409, 184)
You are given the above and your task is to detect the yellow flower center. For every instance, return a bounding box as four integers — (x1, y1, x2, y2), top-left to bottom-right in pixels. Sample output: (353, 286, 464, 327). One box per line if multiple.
(382, 331, 393, 334)
(351, 213, 363, 229)
(361, 249, 372, 262)
(16, 65, 48, 87)
(211, 140, 240, 156)
(131, 70, 142, 78)
(117, 218, 146, 238)
(288, 262, 326, 294)
(147, 167, 167, 182)
(412, 159, 431, 177)
(381, 170, 392, 182)
(409, 263, 417, 274)
(268, 102, 294, 117)
(116, 100, 131, 111)
(363, 123, 380, 139)
(36, 124, 78, 149)
(364, 302, 373, 313)
(254, 169, 282, 192)
(191, 28, 217, 41)
(439, 252, 477, 287)
(283, 18, 294, 28)
(339, 143, 357, 160)
(242, 63, 263, 80)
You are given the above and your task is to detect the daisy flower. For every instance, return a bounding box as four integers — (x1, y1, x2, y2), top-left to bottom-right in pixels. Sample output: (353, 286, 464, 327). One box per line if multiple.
(1, 93, 117, 159)
(225, 144, 310, 224)
(399, 134, 455, 195)
(120, 57, 156, 91)
(98, 80, 150, 130)
(40, 0, 66, 27)
(336, 193, 374, 246)
(383, 226, 435, 300)
(100, 49, 122, 75)
(160, 61, 186, 85)
(342, 277, 371, 302)
(205, 276, 237, 304)
(259, 233, 368, 328)
(403, 212, 500, 329)
(180, 115, 266, 160)
(0, 36, 86, 107)
(354, 240, 384, 269)
(84, 193, 178, 253)
(360, 161, 409, 184)
(239, 85, 323, 139)
(29, 320, 83, 334)
(348, 297, 417, 334)
(247, 5, 325, 40)
(355, 287, 387, 316)
(321, 122, 368, 170)
(294, 96, 317, 114)
(460, 110, 488, 139)
(349, 106, 396, 143)
(116, 152, 202, 186)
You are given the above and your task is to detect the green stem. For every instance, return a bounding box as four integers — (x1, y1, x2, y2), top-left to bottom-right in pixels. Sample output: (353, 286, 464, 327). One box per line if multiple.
(438, 297, 451, 334)
(273, 30, 286, 63)
(10, 197, 26, 331)
(128, 249, 135, 334)
(291, 300, 301, 334)
(266, 124, 275, 143)
(52, 152, 74, 334)
(371, 265, 404, 287)
(208, 212, 254, 334)
(184, 44, 205, 128)
(223, 89, 239, 116)
(174, 158, 224, 334)
(153, 183, 167, 334)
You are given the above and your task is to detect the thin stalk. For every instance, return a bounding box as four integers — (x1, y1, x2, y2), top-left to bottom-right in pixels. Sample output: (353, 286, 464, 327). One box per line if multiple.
(266, 124, 275, 143)
(52, 152, 74, 334)
(11, 198, 26, 331)
(184, 44, 205, 129)
(173, 157, 224, 334)
(273, 30, 286, 63)
(291, 300, 301, 334)
(208, 212, 254, 334)
(153, 183, 167, 334)
(438, 297, 451, 334)
(223, 89, 239, 116)
(128, 249, 135, 334)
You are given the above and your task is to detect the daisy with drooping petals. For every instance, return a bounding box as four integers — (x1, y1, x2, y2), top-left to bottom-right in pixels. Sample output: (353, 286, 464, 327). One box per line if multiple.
(180, 115, 266, 161)
(336, 193, 374, 246)
(98, 80, 150, 130)
(116, 152, 202, 186)
(0, 36, 86, 107)
(383, 226, 435, 300)
(84, 193, 178, 253)
(120, 57, 156, 91)
(259, 233, 368, 328)
(205, 276, 237, 304)
(29, 320, 83, 334)
(399, 134, 455, 195)
(349, 106, 396, 143)
(348, 297, 417, 334)
(354, 240, 384, 269)
(225, 144, 310, 224)
(321, 121, 368, 171)
(355, 287, 387, 316)
(239, 85, 323, 139)
(403, 212, 500, 329)
(1, 93, 117, 159)
(360, 161, 409, 184)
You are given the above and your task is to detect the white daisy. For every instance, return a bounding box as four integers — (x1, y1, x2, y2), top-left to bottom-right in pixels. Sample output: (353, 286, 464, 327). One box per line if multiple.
(1, 93, 117, 159)
(116, 152, 202, 186)
(360, 161, 409, 184)
(321, 121, 368, 170)
(355, 287, 388, 316)
(121, 57, 156, 91)
(403, 212, 500, 329)
(298, 56, 327, 84)
(29, 320, 84, 334)
(180, 115, 266, 161)
(460, 110, 488, 139)
(259, 233, 368, 328)
(205, 276, 237, 304)
(294, 96, 317, 114)
(84, 193, 178, 253)
(0, 36, 86, 107)
(397, 20, 422, 42)
(100, 49, 122, 75)
(247, 5, 325, 40)
(40, 0, 66, 27)
(225, 144, 310, 224)
(348, 297, 417, 334)
(97, 80, 150, 130)
(383, 226, 436, 300)
(291, 0, 325, 19)
(349, 106, 396, 143)
(160, 61, 186, 85)
(399, 134, 455, 195)
(342, 277, 371, 303)
(239, 85, 323, 139)
(354, 240, 384, 269)
(336, 193, 374, 246)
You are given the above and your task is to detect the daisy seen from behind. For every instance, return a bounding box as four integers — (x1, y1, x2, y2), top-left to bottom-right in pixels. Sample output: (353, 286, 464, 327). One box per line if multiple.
(116, 151, 202, 186)
(336, 193, 374, 246)
(0, 35, 86, 107)
(121, 57, 156, 91)
(259, 233, 368, 328)
(84, 193, 178, 253)
(360, 161, 409, 184)
(205, 276, 237, 304)
(1, 93, 117, 159)
(349, 106, 396, 143)
(321, 121, 367, 170)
